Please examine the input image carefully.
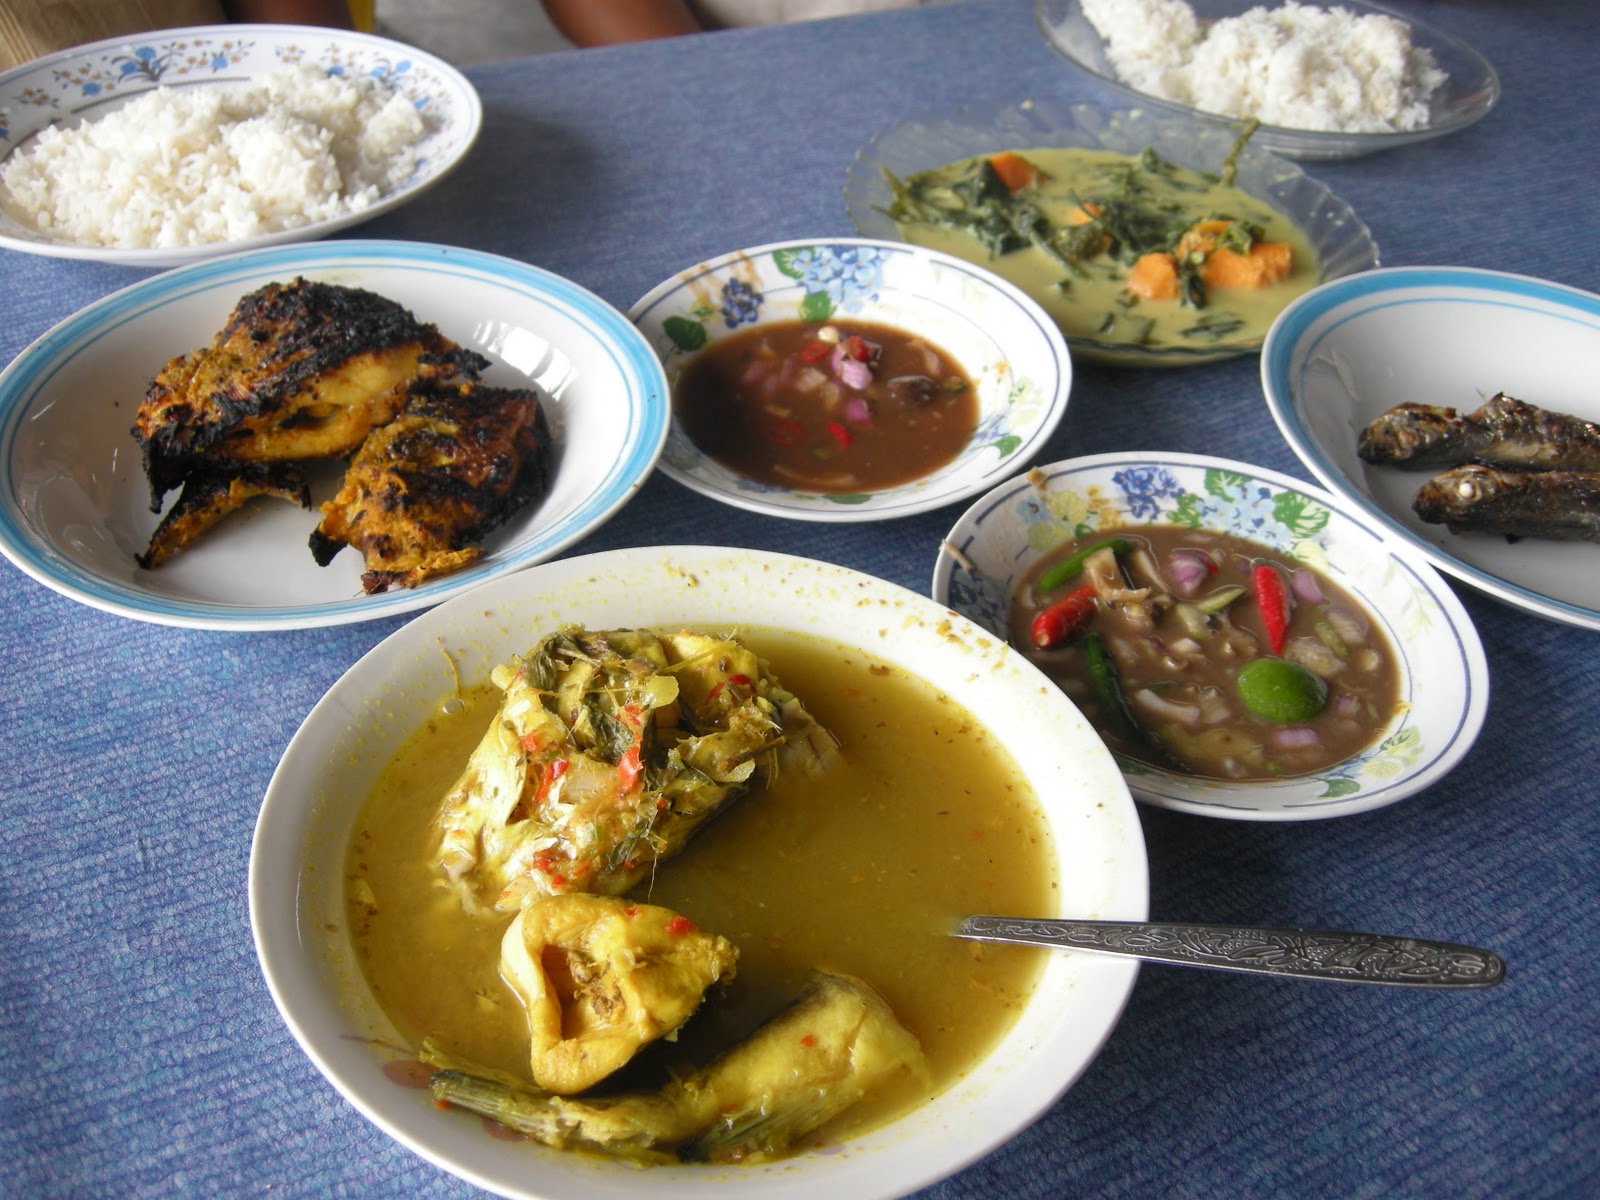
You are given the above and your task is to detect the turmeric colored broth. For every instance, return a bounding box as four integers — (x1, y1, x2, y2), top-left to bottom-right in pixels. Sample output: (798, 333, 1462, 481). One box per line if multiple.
(672, 319, 977, 493)
(892, 147, 1320, 351)
(344, 628, 1055, 1145)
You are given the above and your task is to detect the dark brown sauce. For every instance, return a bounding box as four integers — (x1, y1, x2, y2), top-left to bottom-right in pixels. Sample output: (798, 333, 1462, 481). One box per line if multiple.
(1012, 528, 1401, 780)
(673, 319, 977, 493)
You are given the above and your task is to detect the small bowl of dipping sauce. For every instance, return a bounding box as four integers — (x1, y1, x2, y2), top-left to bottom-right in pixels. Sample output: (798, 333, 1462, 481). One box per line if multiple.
(933, 451, 1489, 819)
(628, 238, 1072, 521)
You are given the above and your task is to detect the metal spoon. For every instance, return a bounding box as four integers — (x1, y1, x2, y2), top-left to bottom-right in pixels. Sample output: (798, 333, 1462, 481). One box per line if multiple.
(955, 915, 1505, 988)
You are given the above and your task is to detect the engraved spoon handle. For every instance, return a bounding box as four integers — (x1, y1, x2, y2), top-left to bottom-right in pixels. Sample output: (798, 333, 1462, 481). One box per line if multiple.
(955, 916, 1505, 988)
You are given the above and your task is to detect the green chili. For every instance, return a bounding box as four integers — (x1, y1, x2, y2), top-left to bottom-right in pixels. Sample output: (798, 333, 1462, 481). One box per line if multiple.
(1084, 632, 1142, 744)
(1034, 537, 1131, 597)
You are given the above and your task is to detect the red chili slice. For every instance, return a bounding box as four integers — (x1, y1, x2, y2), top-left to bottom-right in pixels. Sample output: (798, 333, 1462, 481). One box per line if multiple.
(1029, 583, 1098, 649)
(1252, 563, 1291, 656)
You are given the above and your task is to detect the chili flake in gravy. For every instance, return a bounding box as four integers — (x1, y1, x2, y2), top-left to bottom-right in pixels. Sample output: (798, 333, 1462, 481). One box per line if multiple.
(672, 319, 976, 492)
(1011, 528, 1401, 780)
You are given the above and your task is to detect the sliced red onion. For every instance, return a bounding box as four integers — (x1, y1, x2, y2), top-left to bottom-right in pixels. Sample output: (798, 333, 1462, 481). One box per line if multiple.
(842, 395, 872, 425)
(1290, 568, 1326, 605)
(1272, 727, 1322, 748)
(1335, 693, 1361, 715)
(838, 356, 872, 390)
(741, 359, 771, 385)
(1166, 549, 1213, 597)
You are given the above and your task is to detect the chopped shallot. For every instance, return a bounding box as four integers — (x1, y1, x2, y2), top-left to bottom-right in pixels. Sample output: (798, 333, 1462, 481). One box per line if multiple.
(1272, 727, 1321, 748)
(1166, 548, 1214, 596)
(1290, 568, 1326, 604)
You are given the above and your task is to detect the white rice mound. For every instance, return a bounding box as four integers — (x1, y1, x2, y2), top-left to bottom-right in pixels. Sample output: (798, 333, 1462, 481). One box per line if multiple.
(1079, 0, 1447, 134)
(0, 66, 430, 249)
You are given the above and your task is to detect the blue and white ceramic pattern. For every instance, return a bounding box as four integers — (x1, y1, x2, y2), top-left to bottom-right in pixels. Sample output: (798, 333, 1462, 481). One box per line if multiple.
(0, 24, 482, 266)
(628, 238, 1072, 521)
(1263, 266, 1600, 632)
(0, 240, 670, 630)
(933, 452, 1489, 820)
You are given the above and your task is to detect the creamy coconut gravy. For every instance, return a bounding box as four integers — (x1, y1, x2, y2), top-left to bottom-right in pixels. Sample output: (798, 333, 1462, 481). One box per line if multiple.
(345, 628, 1055, 1149)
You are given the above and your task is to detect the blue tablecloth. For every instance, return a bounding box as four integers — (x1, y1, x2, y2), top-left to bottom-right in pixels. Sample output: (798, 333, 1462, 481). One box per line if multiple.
(2, 2, 1596, 1196)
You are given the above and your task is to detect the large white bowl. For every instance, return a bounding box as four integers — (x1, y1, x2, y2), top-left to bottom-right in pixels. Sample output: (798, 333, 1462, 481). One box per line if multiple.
(0, 24, 482, 267)
(0, 240, 670, 630)
(628, 238, 1072, 520)
(250, 545, 1147, 1200)
(1262, 267, 1600, 632)
(1035, 0, 1499, 160)
(844, 99, 1379, 367)
(933, 453, 1489, 820)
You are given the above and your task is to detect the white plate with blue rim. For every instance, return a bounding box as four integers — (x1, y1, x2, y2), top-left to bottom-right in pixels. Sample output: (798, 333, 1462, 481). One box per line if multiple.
(933, 452, 1489, 820)
(0, 240, 670, 631)
(1262, 266, 1600, 632)
(628, 237, 1072, 522)
(0, 24, 481, 267)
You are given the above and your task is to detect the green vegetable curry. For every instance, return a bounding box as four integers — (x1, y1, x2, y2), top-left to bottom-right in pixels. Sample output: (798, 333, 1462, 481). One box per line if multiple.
(883, 142, 1319, 352)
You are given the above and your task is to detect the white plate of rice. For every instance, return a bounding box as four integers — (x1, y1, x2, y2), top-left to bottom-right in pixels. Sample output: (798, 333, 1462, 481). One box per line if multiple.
(0, 240, 671, 631)
(1035, 0, 1499, 160)
(0, 25, 482, 266)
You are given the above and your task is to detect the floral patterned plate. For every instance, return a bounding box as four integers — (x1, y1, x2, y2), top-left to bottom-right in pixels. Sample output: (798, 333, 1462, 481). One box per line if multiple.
(0, 24, 481, 267)
(933, 452, 1489, 820)
(627, 238, 1072, 521)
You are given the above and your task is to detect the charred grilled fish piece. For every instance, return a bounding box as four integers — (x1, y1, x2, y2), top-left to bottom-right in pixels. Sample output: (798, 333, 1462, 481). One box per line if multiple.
(1412, 465, 1600, 542)
(1358, 394, 1600, 472)
(133, 277, 472, 506)
(307, 370, 552, 593)
(136, 463, 312, 568)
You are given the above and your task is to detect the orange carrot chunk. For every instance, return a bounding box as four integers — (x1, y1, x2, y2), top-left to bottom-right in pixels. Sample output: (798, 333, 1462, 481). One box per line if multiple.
(988, 151, 1038, 193)
(1201, 242, 1295, 290)
(1126, 252, 1180, 301)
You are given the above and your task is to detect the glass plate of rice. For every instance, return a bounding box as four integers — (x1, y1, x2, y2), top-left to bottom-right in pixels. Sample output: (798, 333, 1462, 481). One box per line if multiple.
(1035, 0, 1499, 160)
(0, 24, 482, 267)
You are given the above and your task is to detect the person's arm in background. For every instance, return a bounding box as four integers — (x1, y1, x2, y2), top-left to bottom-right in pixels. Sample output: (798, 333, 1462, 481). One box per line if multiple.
(221, 0, 354, 27)
(540, 0, 703, 46)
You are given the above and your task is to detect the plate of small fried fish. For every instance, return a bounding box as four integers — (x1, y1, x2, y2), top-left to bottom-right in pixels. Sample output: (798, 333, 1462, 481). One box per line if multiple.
(1262, 266, 1600, 631)
(0, 240, 670, 629)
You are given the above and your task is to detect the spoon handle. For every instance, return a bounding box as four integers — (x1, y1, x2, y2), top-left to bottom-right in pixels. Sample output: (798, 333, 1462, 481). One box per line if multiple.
(955, 916, 1505, 988)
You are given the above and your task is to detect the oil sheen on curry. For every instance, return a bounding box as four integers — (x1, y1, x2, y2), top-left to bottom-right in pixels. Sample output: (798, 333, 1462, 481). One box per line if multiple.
(884, 144, 1319, 351)
(672, 318, 977, 492)
(344, 626, 1054, 1165)
(1012, 528, 1400, 780)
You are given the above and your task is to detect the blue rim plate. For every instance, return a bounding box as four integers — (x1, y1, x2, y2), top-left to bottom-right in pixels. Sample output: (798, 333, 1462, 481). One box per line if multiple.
(1262, 266, 1600, 632)
(0, 25, 482, 267)
(934, 452, 1489, 820)
(0, 240, 670, 630)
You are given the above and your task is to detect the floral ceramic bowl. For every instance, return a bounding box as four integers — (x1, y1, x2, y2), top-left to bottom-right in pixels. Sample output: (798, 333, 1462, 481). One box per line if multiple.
(627, 238, 1072, 521)
(932, 452, 1490, 820)
(0, 25, 481, 267)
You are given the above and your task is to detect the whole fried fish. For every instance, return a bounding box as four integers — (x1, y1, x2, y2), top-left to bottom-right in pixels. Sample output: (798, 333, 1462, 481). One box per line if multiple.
(1412, 465, 1600, 542)
(1358, 394, 1600, 472)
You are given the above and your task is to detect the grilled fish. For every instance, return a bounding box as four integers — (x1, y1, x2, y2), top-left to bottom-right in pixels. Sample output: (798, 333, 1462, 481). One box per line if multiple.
(135, 463, 311, 568)
(307, 366, 552, 593)
(435, 628, 840, 916)
(1358, 394, 1600, 472)
(133, 277, 467, 507)
(428, 971, 929, 1164)
(1412, 465, 1600, 542)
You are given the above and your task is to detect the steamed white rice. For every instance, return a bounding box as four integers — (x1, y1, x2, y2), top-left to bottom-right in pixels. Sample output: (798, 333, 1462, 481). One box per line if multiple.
(1080, 0, 1447, 134)
(0, 66, 429, 249)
